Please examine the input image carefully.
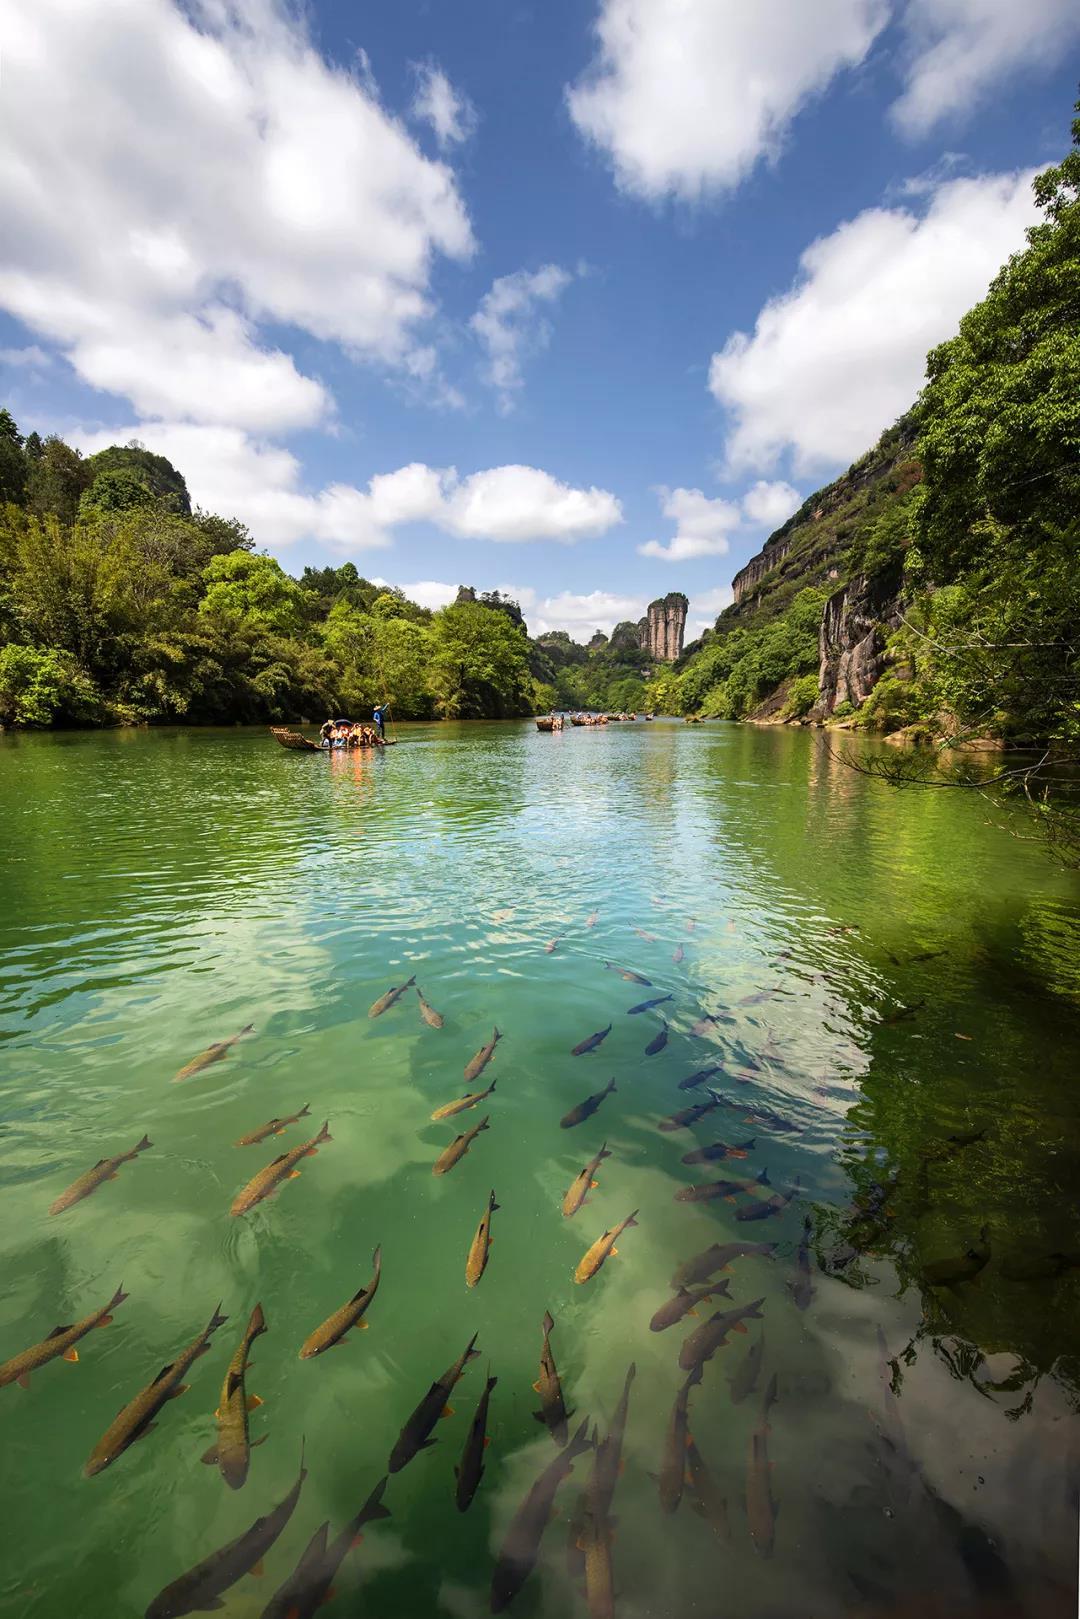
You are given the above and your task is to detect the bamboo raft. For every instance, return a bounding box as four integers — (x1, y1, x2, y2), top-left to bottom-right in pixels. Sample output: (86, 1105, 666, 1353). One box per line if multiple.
(270, 728, 396, 751)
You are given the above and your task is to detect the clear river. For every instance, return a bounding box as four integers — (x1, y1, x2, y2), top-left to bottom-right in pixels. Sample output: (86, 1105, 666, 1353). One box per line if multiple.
(1, 720, 1077, 1619)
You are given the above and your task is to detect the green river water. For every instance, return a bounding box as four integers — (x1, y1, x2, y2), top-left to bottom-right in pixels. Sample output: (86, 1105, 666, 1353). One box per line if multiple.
(1, 719, 1078, 1619)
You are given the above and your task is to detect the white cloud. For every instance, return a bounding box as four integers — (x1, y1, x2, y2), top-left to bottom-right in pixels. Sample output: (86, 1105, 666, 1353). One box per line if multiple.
(0, 0, 474, 430)
(567, 0, 887, 202)
(709, 168, 1040, 475)
(410, 62, 477, 149)
(0, 344, 52, 371)
(470, 266, 574, 412)
(639, 486, 741, 562)
(892, 0, 1080, 136)
(741, 479, 801, 528)
(532, 589, 647, 638)
(374, 579, 460, 612)
(70, 422, 622, 552)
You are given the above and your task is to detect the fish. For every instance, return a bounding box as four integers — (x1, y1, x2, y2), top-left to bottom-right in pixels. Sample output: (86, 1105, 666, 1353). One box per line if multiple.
(145, 1440, 307, 1619)
(678, 1298, 766, 1372)
(658, 1364, 701, 1513)
(586, 910, 599, 928)
(48, 1135, 152, 1215)
(466, 1190, 499, 1288)
(681, 1136, 755, 1165)
(465, 1026, 502, 1083)
(999, 1249, 1080, 1282)
(0, 1283, 127, 1392)
(746, 1374, 779, 1557)
(416, 987, 445, 1028)
(677, 1064, 723, 1092)
(560, 1077, 616, 1130)
(690, 1013, 719, 1037)
(633, 928, 658, 942)
(256, 1523, 330, 1619)
(742, 1104, 801, 1133)
(727, 1330, 765, 1404)
(685, 1437, 728, 1538)
(644, 1021, 669, 1055)
(173, 1024, 253, 1082)
(659, 1090, 726, 1129)
(589, 1363, 635, 1522)
(789, 1217, 814, 1310)
(572, 1023, 612, 1055)
(578, 1486, 616, 1619)
(922, 1226, 990, 1286)
(201, 1303, 268, 1489)
(533, 1310, 572, 1445)
(235, 1106, 311, 1148)
(649, 1281, 730, 1332)
(545, 933, 565, 954)
(881, 999, 926, 1025)
(368, 975, 416, 1018)
(736, 1174, 801, 1222)
(431, 1078, 497, 1121)
(388, 1332, 480, 1472)
(492, 908, 515, 923)
(456, 1370, 498, 1512)
(671, 1240, 777, 1289)
(299, 1245, 382, 1358)
(490, 1417, 593, 1612)
(604, 961, 652, 986)
(672, 944, 685, 964)
(85, 1303, 228, 1476)
(574, 1209, 639, 1284)
(562, 1143, 612, 1217)
(230, 1121, 332, 1216)
(433, 1114, 491, 1176)
(674, 1166, 771, 1204)
(263, 1477, 391, 1619)
(627, 994, 673, 1015)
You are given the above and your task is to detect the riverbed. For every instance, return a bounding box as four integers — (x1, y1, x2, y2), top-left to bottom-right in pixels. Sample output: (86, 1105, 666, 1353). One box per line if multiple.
(1, 720, 1077, 1619)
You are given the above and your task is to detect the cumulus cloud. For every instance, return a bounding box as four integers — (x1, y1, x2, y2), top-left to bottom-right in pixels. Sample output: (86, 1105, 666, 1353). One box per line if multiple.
(0, 0, 474, 430)
(410, 62, 477, 149)
(741, 479, 801, 528)
(0, 344, 53, 371)
(709, 169, 1040, 475)
(71, 422, 622, 552)
(687, 584, 735, 638)
(639, 487, 742, 561)
(470, 266, 574, 412)
(566, 0, 886, 202)
(892, 0, 1080, 136)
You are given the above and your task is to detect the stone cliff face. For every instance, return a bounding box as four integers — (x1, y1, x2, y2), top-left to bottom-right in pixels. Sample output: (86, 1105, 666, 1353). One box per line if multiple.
(814, 566, 902, 717)
(731, 539, 793, 604)
(637, 592, 687, 663)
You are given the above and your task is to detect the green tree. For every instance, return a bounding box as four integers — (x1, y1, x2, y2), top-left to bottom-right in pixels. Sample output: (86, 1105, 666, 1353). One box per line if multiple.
(0, 408, 26, 506)
(0, 643, 99, 727)
(79, 468, 155, 516)
(26, 436, 93, 525)
(429, 600, 530, 718)
(199, 552, 306, 637)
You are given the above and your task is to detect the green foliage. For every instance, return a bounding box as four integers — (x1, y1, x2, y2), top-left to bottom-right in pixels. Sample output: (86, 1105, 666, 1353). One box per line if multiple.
(26, 436, 93, 526)
(200, 552, 306, 637)
(0, 643, 99, 727)
(428, 601, 531, 719)
(84, 443, 190, 514)
(79, 468, 155, 516)
(0, 408, 27, 506)
(783, 673, 821, 719)
(675, 588, 825, 720)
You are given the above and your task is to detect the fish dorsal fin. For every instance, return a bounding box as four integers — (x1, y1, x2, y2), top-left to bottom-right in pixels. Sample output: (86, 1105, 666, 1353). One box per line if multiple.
(151, 1362, 177, 1385)
(269, 1151, 290, 1165)
(92, 1159, 109, 1169)
(47, 1324, 74, 1339)
(225, 1368, 244, 1402)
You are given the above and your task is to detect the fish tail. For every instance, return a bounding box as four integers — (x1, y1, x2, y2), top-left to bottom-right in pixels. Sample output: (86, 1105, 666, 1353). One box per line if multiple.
(477, 1116, 491, 1132)
(686, 1363, 704, 1390)
(488, 1079, 498, 1095)
(568, 1417, 593, 1456)
(372, 1244, 383, 1272)
(109, 1282, 129, 1311)
(763, 1373, 779, 1414)
(492, 1026, 501, 1043)
(756, 1167, 770, 1185)
(489, 1190, 500, 1212)
(465, 1332, 480, 1361)
(135, 1134, 152, 1152)
(605, 1078, 617, 1095)
(405, 976, 417, 988)
(240, 1023, 255, 1035)
(599, 1141, 610, 1158)
(542, 1309, 555, 1335)
(248, 1302, 268, 1336)
(207, 1303, 229, 1335)
(625, 1209, 640, 1227)
(298, 1103, 312, 1118)
(361, 1475, 392, 1522)
(315, 1121, 332, 1144)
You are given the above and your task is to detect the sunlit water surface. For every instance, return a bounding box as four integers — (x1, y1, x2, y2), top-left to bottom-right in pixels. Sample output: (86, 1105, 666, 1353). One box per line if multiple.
(1, 720, 1078, 1619)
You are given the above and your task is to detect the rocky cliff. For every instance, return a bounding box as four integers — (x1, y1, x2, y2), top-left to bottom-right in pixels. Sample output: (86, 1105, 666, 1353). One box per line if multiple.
(638, 592, 687, 662)
(813, 564, 903, 717)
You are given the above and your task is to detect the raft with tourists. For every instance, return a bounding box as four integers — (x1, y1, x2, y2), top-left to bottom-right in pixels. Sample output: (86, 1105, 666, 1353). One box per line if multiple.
(271, 719, 397, 752)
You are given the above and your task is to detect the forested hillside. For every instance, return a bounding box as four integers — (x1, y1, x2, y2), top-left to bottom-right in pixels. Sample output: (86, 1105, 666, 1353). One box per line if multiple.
(658, 102, 1079, 783)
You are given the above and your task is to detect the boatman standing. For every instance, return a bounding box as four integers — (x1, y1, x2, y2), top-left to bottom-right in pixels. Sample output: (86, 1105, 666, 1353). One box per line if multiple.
(373, 703, 386, 739)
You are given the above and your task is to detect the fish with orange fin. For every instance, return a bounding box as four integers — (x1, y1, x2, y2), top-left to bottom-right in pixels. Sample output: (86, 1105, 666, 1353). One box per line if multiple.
(49, 1136, 152, 1214)
(235, 1106, 311, 1148)
(589, 1362, 635, 1523)
(201, 1302, 268, 1488)
(585, 910, 599, 929)
(678, 1298, 765, 1373)
(658, 1364, 701, 1514)
(533, 1310, 572, 1445)
(628, 993, 673, 1015)
(672, 944, 685, 964)
(466, 1191, 499, 1287)
(562, 1142, 612, 1216)
(561, 1077, 616, 1130)
(603, 961, 652, 986)
(675, 1166, 770, 1204)
(660, 1090, 726, 1130)
(368, 975, 415, 1018)
(681, 1136, 755, 1164)
(299, 1246, 382, 1358)
(736, 1174, 801, 1222)
(389, 1332, 480, 1473)
(0, 1283, 127, 1391)
(649, 1280, 730, 1332)
(173, 1024, 253, 1082)
(671, 1240, 777, 1289)
(261, 1476, 391, 1619)
(676, 1064, 723, 1092)
(746, 1374, 779, 1557)
(789, 1217, 814, 1309)
(545, 933, 565, 954)
(465, 1026, 502, 1082)
(455, 1369, 498, 1512)
(431, 1077, 497, 1121)
(433, 1113, 490, 1175)
(256, 1524, 329, 1619)
(491, 1417, 593, 1612)
(574, 1210, 639, 1284)
(145, 1440, 307, 1618)
(230, 1122, 332, 1216)
(85, 1303, 228, 1476)
(728, 1329, 765, 1404)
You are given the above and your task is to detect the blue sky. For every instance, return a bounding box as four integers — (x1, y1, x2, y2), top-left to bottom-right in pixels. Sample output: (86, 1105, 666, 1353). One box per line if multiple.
(1, 0, 1077, 639)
